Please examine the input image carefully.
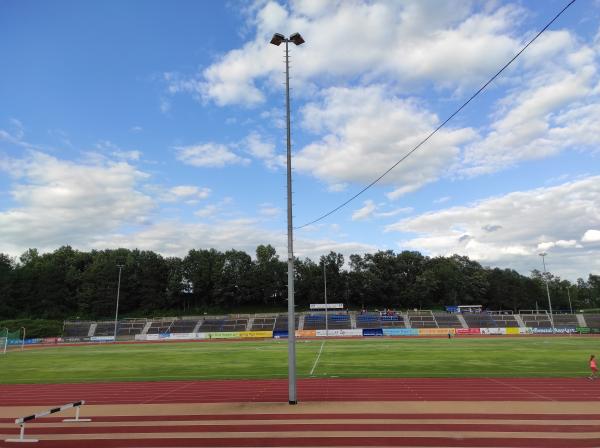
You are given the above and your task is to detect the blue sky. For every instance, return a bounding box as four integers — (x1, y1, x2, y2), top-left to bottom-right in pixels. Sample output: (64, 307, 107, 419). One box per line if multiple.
(1, 0, 599, 281)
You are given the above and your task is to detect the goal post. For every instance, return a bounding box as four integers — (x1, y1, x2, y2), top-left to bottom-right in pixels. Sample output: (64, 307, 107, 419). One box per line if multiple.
(1, 329, 23, 354)
(0, 328, 7, 355)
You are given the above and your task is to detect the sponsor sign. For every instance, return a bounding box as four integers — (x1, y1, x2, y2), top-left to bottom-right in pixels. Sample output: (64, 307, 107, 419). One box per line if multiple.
(506, 327, 520, 335)
(90, 336, 115, 342)
(419, 328, 456, 336)
(480, 327, 506, 335)
(310, 303, 344, 309)
(383, 328, 418, 336)
(272, 330, 288, 338)
(295, 330, 316, 338)
(205, 332, 241, 339)
(455, 328, 480, 335)
(168, 333, 195, 339)
(315, 329, 362, 337)
(362, 328, 384, 337)
(577, 327, 591, 334)
(239, 331, 273, 338)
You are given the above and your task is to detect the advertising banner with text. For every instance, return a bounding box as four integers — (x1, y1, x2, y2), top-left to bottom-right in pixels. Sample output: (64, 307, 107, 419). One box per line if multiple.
(383, 328, 419, 336)
(418, 328, 456, 336)
(315, 329, 362, 337)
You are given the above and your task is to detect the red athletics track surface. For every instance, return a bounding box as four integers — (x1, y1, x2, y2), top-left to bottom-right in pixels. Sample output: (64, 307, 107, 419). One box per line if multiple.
(1, 377, 600, 405)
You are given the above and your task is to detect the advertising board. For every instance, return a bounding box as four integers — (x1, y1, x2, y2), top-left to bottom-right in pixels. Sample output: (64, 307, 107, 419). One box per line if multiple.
(315, 329, 362, 337)
(382, 328, 418, 336)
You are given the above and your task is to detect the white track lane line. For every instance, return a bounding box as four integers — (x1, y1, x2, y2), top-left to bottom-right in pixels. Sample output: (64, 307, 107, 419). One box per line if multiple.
(309, 341, 326, 376)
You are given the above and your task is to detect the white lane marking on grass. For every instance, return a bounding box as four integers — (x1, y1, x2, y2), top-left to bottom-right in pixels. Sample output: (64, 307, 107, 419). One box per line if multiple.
(309, 340, 326, 376)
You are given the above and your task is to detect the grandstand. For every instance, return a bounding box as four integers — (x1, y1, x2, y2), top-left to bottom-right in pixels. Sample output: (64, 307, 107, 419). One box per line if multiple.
(146, 318, 176, 334)
(582, 314, 600, 328)
(433, 312, 463, 328)
(116, 319, 147, 336)
(552, 314, 578, 328)
(250, 317, 276, 331)
(273, 314, 299, 331)
(327, 314, 351, 329)
(462, 312, 498, 328)
(380, 314, 406, 328)
(488, 311, 520, 328)
(168, 318, 199, 333)
(93, 321, 116, 336)
(63, 321, 92, 337)
(407, 310, 437, 328)
(59, 308, 598, 342)
(356, 313, 381, 329)
(519, 311, 553, 328)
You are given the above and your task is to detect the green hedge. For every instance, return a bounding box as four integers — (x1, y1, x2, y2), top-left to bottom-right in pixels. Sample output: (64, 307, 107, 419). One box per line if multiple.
(0, 319, 63, 338)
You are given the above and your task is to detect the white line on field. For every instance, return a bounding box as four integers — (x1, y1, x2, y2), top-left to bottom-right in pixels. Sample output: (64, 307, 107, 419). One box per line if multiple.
(309, 340, 326, 376)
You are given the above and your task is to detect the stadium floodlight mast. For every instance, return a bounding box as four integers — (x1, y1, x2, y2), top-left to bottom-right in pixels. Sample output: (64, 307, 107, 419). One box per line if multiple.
(270, 31, 305, 405)
(538, 253, 555, 330)
(113, 263, 125, 343)
(323, 261, 328, 337)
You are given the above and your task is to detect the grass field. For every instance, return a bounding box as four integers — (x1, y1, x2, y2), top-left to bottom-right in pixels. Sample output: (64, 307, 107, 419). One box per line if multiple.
(0, 336, 597, 384)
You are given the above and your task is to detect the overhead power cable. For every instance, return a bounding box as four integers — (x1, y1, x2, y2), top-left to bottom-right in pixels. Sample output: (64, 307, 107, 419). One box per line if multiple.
(295, 0, 577, 230)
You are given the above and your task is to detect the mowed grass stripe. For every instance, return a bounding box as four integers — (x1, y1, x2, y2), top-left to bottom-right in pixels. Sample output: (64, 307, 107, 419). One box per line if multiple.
(0, 337, 597, 384)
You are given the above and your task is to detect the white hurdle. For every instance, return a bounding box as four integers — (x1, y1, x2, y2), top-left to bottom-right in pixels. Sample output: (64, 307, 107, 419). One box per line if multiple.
(5, 400, 90, 443)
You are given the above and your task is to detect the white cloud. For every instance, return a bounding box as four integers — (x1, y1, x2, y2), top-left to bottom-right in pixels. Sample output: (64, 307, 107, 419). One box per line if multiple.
(582, 229, 600, 243)
(170, 1, 524, 106)
(385, 176, 600, 280)
(176, 143, 250, 168)
(0, 152, 153, 255)
(460, 36, 599, 175)
(161, 185, 211, 203)
(243, 132, 284, 169)
(259, 202, 280, 217)
(352, 200, 376, 221)
(294, 85, 475, 196)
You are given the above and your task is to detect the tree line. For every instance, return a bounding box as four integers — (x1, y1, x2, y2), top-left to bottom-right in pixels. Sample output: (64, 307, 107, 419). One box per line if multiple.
(0, 245, 598, 320)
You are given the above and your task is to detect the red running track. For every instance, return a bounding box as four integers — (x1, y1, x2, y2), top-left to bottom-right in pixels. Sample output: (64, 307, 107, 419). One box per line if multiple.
(1, 378, 599, 405)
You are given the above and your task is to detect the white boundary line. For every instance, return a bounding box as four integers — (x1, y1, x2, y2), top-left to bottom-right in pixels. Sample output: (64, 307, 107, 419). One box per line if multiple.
(309, 340, 326, 376)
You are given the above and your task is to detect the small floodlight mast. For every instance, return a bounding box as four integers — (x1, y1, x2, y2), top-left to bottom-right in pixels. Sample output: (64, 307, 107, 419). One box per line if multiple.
(269, 32, 305, 405)
(538, 252, 554, 330)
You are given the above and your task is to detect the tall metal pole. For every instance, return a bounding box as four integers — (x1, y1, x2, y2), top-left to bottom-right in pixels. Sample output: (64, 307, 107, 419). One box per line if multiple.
(324, 261, 328, 337)
(20, 327, 25, 351)
(567, 286, 573, 314)
(539, 253, 554, 330)
(284, 39, 297, 405)
(113, 265, 124, 343)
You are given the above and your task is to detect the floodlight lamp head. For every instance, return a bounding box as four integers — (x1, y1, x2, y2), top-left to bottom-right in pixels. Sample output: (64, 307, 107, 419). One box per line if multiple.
(270, 33, 285, 46)
(539, 252, 547, 257)
(289, 32, 305, 45)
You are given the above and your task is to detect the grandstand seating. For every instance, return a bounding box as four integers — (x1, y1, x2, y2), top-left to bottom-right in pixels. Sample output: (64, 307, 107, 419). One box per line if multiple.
(489, 314, 519, 327)
(380, 315, 406, 328)
(250, 317, 275, 331)
(168, 319, 199, 333)
(462, 312, 498, 328)
(407, 311, 437, 328)
(327, 314, 351, 329)
(94, 321, 116, 336)
(198, 319, 226, 332)
(221, 318, 248, 332)
(356, 313, 381, 329)
(116, 319, 146, 336)
(303, 314, 325, 330)
(583, 314, 600, 328)
(520, 313, 552, 328)
(551, 314, 578, 328)
(147, 319, 176, 334)
(63, 321, 92, 337)
(274, 314, 299, 331)
(432, 312, 463, 328)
